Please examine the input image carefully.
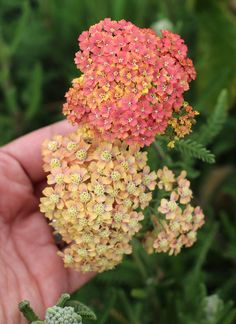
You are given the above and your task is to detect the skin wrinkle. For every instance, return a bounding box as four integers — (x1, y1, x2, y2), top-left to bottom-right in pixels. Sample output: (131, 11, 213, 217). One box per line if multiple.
(1, 148, 33, 188)
(12, 229, 47, 316)
(11, 213, 58, 308)
(0, 121, 93, 323)
(0, 260, 8, 323)
(0, 208, 56, 322)
(0, 151, 33, 223)
(0, 245, 21, 323)
(1, 149, 45, 318)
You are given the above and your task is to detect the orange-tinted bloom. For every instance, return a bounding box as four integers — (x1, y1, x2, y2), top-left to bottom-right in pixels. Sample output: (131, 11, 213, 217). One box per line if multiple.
(40, 126, 156, 272)
(63, 19, 197, 146)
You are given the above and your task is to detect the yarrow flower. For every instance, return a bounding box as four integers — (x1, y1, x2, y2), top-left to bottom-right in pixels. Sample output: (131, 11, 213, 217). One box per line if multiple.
(40, 126, 156, 272)
(143, 167, 205, 255)
(63, 18, 197, 146)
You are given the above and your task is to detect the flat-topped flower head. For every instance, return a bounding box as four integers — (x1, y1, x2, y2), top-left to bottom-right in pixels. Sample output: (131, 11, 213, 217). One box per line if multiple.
(143, 166, 205, 255)
(40, 125, 156, 272)
(63, 18, 197, 146)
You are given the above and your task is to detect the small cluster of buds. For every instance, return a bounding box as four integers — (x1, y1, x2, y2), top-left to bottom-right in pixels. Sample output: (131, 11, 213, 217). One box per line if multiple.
(143, 167, 205, 255)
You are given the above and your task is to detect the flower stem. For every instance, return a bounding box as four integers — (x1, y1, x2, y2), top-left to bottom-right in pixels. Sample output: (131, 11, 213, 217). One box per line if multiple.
(56, 293, 71, 307)
(18, 300, 40, 322)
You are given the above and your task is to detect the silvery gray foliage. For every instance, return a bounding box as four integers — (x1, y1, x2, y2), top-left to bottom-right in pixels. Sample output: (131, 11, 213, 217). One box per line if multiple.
(45, 306, 82, 324)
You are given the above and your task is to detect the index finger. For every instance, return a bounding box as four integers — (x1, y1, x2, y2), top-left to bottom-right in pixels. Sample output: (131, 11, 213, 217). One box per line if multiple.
(1, 120, 77, 183)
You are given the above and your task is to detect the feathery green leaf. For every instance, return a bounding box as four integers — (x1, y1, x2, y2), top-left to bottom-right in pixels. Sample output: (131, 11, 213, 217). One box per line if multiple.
(198, 89, 228, 145)
(175, 139, 215, 163)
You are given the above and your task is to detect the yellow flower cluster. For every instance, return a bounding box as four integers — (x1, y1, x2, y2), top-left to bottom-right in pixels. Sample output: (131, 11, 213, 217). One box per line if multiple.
(169, 102, 199, 139)
(143, 167, 204, 255)
(40, 126, 156, 272)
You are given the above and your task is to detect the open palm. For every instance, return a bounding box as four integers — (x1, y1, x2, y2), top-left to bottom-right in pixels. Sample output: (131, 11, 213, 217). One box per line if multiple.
(0, 121, 93, 324)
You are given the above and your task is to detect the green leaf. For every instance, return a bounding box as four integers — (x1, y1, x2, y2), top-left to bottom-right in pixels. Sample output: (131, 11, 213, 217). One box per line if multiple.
(175, 139, 215, 163)
(193, 223, 218, 276)
(10, 1, 30, 54)
(23, 63, 43, 122)
(97, 290, 116, 324)
(198, 89, 228, 145)
(65, 300, 97, 320)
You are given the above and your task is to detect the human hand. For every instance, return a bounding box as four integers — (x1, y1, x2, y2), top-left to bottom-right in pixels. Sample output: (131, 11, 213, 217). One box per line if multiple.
(0, 121, 93, 324)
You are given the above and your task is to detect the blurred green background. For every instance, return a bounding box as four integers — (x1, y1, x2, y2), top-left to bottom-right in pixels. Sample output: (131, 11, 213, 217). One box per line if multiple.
(1, 0, 236, 323)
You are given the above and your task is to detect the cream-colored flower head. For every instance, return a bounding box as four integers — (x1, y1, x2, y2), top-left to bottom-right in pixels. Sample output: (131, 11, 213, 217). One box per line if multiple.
(40, 125, 156, 272)
(143, 166, 204, 256)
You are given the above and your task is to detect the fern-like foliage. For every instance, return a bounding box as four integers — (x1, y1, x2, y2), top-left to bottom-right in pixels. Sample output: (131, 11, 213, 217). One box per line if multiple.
(175, 139, 215, 164)
(197, 89, 228, 145)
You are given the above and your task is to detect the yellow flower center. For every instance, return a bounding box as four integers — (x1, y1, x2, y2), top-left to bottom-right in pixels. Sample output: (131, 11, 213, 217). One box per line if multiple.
(97, 245, 107, 253)
(83, 234, 92, 243)
(47, 141, 58, 151)
(76, 149, 87, 160)
(111, 171, 121, 181)
(130, 219, 137, 228)
(68, 206, 77, 217)
(114, 213, 123, 222)
(121, 161, 129, 170)
(109, 188, 118, 197)
(64, 254, 73, 264)
(182, 187, 190, 196)
(80, 191, 91, 203)
(77, 248, 87, 256)
(79, 218, 88, 226)
(100, 229, 110, 238)
(139, 193, 148, 203)
(168, 201, 177, 211)
(81, 264, 91, 272)
(143, 175, 150, 185)
(170, 221, 180, 232)
(101, 150, 112, 161)
(186, 214, 193, 222)
(49, 194, 60, 203)
(127, 182, 136, 194)
(70, 173, 81, 184)
(159, 239, 168, 248)
(50, 158, 61, 168)
(94, 203, 105, 215)
(124, 199, 132, 207)
(187, 231, 196, 240)
(67, 142, 77, 151)
(94, 184, 105, 196)
(55, 174, 64, 184)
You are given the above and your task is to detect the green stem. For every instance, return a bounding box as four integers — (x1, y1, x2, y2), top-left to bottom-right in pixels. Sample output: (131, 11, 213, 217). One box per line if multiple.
(153, 141, 165, 161)
(118, 290, 138, 324)
(154, 140, 173, 164)
(18, 300, 40, 322)
(56, 293, 71, 307)
(132, 240, 148, 281)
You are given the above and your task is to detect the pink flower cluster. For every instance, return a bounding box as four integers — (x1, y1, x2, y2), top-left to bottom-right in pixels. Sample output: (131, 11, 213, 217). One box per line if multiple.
(63, 18, 196, 146)
(143, 168, 205, 256)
